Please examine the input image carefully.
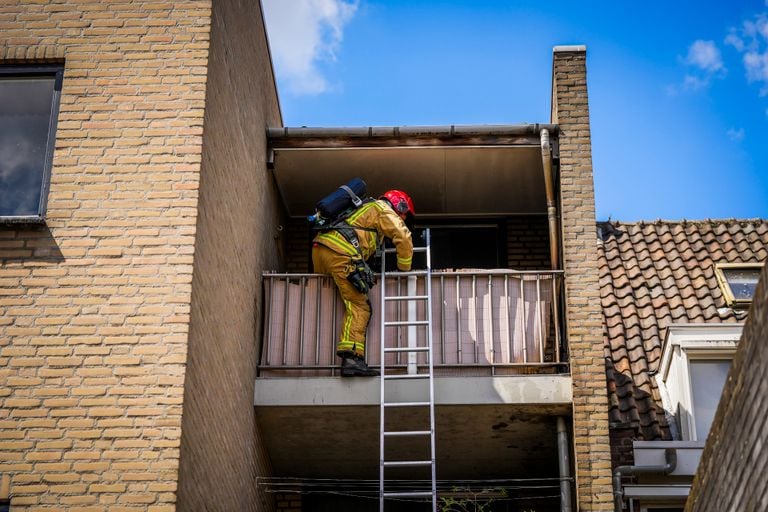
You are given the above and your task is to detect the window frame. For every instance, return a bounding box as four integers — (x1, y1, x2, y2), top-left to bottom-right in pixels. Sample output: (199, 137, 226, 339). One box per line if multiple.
(639, 505, 685, 512)
(657, 325, 742, 442)
(0, 63, 64, 223)
(714, 262, 764, 308)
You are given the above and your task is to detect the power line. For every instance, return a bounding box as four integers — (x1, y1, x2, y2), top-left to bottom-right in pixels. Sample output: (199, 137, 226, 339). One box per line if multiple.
(257, 476, 568, 504)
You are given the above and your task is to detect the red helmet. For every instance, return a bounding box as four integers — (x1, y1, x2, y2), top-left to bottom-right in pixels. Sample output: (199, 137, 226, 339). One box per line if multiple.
(381, 190, 415, 217)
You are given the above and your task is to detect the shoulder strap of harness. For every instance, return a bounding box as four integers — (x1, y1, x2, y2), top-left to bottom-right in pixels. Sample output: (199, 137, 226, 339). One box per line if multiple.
(327, 197, 378, 253)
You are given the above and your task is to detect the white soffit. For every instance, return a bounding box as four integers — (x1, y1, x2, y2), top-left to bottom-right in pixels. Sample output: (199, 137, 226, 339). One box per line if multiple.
(271, 146, 547, 217)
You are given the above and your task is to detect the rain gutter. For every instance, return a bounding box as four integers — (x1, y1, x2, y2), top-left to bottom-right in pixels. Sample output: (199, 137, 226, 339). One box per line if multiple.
(613, 448, 678, 511)
(267, 123, 559, 139)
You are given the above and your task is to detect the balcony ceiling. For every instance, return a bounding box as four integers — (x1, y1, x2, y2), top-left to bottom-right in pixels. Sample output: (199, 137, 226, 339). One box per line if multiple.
(270, 145, 547, 218)
(256, 403, 565, 480)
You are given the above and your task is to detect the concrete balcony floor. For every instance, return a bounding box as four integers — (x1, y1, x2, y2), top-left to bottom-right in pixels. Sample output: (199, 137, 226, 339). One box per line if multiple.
(254, 375, 571, 480)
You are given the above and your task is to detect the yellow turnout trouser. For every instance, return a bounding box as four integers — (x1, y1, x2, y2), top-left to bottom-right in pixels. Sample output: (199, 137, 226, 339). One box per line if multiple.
(312, 244, 371, 357)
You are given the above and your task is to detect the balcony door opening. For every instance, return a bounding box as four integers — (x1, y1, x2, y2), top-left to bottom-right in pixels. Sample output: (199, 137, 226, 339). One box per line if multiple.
(412, 222, 505, 270)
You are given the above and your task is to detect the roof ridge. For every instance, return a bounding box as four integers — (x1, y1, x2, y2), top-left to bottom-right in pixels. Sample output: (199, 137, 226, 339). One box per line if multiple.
(597, 218, 766, 227)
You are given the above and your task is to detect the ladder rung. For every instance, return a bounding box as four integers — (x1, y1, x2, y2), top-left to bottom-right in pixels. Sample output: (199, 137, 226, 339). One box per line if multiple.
(384, 320, 429, 326)
(384, 346, 429, 353)
(382, 460, 433, 467)
(382, 270, 429, 277)
(383, 401, 430, 408)
(383, 373, 430, 380)
(384, 295, 429, 301)
(384, 430, 431, 437)
(383, 491, 434, 498)
(383, 247, 428, 254)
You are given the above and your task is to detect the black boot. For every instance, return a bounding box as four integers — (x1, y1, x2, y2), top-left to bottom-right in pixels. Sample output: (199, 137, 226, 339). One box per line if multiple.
(341, 354, 380, 377)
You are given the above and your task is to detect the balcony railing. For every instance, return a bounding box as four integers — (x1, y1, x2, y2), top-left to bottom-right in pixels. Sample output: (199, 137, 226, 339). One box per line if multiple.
(259, 270, 566, 377)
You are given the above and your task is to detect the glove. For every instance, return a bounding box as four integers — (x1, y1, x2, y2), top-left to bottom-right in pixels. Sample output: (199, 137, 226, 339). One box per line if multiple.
(347, 260, 376, 294)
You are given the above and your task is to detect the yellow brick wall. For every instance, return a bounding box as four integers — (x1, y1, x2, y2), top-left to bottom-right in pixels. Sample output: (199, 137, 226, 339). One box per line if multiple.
(175, 0, 282, 510)
(551, 47, 614, 511)
(0, 1, 212, 509)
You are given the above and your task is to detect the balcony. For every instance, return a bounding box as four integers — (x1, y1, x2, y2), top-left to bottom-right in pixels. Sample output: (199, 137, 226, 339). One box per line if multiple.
(254, 268, 571, 494)
(254, 126, 572, 505)
(259, 270, 566, 377)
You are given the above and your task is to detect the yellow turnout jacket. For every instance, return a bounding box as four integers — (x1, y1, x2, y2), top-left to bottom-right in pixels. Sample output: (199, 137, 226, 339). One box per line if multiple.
(314, 199, 413, 271)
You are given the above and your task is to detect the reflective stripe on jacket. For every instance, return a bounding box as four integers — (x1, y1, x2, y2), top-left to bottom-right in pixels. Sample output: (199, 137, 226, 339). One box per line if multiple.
(314, 199, 413, 271)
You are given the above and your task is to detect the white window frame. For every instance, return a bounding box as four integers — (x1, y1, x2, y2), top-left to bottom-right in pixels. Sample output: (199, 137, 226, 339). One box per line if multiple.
(639, 505, 685, 512)
(657, 324, 742, 441)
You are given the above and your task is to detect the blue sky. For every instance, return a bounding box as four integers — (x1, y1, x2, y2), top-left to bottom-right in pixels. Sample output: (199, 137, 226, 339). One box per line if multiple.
(262, 0, 768, 221)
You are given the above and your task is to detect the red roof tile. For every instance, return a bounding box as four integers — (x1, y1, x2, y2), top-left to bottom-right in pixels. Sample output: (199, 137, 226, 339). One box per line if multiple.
(598, 219, 767, 443)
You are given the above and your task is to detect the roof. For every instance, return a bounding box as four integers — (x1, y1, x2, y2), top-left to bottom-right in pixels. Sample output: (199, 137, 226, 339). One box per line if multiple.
(598, 219, 768, 442)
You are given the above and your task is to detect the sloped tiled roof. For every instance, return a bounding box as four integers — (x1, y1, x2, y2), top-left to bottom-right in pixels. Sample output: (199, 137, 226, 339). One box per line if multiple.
(598, 219, 768, 442)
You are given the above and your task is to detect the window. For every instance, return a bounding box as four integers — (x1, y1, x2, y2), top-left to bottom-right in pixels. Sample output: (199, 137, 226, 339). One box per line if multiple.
(715, 263, 763, 307)
(0, 64, 63, 222)
(412, 222, 505, 270)
(688, 359, 730, 441)
(657, 325, 742, 441)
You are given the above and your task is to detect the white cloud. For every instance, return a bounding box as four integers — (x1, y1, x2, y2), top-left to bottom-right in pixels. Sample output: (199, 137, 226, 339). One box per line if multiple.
(673, 39, 726, 92)
(262, 0, 358, 95)
(728, 11, 768, 95)
(686, 40, 725, 73)
(727, 127, 745, 141)
(725, 33, 745, 52)
(744, 51, 768, 82)
(682, 74, 709, 91)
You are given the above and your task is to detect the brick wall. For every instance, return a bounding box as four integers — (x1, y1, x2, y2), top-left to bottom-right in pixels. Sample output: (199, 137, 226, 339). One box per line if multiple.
(0, 1, 211, 510)
(284, 218, 311, 273)
(551, 47, 614, 510)
(175, 0, 282, 510)
(274, 493, 302, 512)
(686, 264, 768, 511)
(506, 216, 550, 269)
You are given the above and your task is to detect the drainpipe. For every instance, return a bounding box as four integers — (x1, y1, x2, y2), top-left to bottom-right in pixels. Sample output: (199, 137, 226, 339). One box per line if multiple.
(540, 128, 559, 271)
(612, 448, 677, 511)
(556, 417, 572, 512)
(540, 129, 562, 363)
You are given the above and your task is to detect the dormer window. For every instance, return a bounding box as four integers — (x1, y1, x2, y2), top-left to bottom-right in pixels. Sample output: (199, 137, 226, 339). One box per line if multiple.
(715, 263, 763, 307)
(657, 325, 742, 441)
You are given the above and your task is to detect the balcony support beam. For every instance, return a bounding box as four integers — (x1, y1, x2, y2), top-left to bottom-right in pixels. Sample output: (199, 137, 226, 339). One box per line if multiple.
(255, 375, 572, 407)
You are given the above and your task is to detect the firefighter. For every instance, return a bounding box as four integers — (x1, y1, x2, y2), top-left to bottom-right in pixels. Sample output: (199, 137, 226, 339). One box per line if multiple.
(312, 190, 415, 377)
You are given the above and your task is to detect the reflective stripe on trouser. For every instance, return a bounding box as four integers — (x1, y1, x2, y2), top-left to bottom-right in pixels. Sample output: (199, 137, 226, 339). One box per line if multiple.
(312, 244, 371, 357)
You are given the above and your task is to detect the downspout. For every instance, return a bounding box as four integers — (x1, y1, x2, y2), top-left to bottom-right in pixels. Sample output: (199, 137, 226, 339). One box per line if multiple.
(556, 417, 573, 512)
(540, 128, 559, 271)
(612, 448, 678, 511)
(540, 129, 563, 365)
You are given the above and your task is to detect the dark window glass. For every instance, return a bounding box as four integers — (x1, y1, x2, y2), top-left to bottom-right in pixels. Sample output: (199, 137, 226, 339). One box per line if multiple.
(0, 66, 62, 219)
(409, 224, 504, 270)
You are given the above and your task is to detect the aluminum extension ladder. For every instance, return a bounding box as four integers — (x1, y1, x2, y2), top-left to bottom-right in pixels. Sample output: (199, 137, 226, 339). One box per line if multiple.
(379, 228, 437, 512)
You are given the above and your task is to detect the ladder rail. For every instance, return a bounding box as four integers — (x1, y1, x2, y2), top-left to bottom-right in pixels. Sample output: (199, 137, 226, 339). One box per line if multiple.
(380, 228, 437, 512)
(379, 234, 386, 512)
